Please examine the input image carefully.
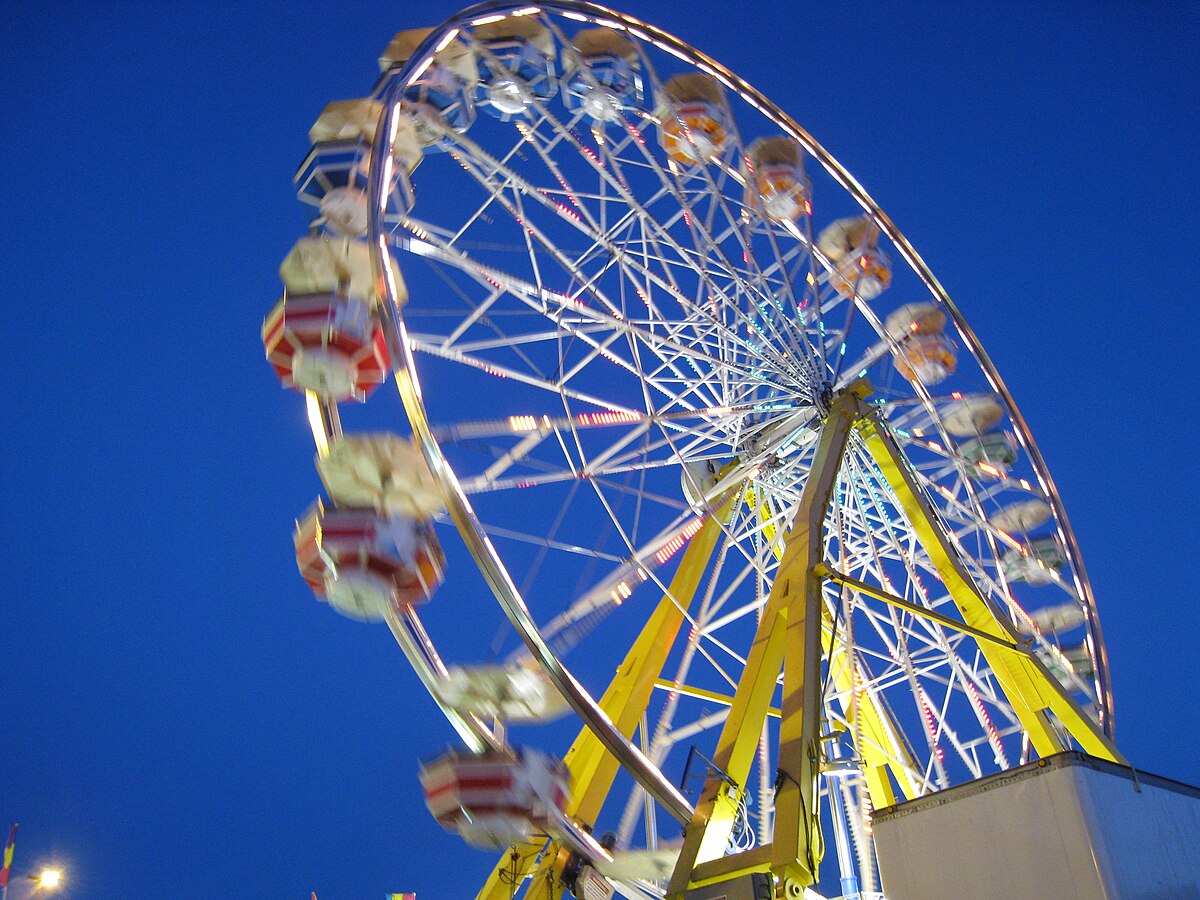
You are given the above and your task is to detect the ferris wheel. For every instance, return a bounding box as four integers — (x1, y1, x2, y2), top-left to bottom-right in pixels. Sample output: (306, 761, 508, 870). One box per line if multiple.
(263, 2, 1125, 897)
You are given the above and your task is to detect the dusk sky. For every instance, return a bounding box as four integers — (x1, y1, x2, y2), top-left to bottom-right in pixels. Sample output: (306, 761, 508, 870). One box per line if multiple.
(4, 1, 1198, 897)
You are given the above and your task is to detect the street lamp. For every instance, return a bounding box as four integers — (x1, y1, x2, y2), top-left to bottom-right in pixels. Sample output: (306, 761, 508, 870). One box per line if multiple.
(33, 871, 61, 891)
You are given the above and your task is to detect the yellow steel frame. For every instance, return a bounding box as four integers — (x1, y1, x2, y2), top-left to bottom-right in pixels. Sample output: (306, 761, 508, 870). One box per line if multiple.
(663, 383, 1120, 897)
(665, 385, 867, 896)
(753, 498, 916, 813)
(478, 380, 1121, 900)
(858, 415, 1123, 764)
(477, 499, 734, 900)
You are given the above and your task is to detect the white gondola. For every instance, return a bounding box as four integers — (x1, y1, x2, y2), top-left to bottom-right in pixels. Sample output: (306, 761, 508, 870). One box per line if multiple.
(658, 73, 732, 165)
(1022, 601, 1087, 635)
(816, 216, 893, 300)
(277, 234, 406, 305)
(421, 748, 569, 848)
(379, 28, 479, 147)
(295, 98, 421, 235)
(316, 433, 444, 519)
(747, 136, 810, 222)
(884, 301, 947, 340)
(564, 28, 641, 122)
(893, 332, 957, 385)
(439, 664, 571, 723)
(941, 394, 1004, 437)
(990, 498, 1052, 534)
(293, 500, 446, 621)
(472, 17, 557, 120)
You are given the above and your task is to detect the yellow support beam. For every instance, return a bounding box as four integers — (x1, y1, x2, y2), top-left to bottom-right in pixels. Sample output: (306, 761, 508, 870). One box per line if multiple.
(479, 502, 732, 900)
(484, 383, 1122, 900)
(816, 565, 1024, 652)
(756, 497, 915, 811)
(475, 842, 546, 900)
(857, 410, 1123, 764)
(653, 679, 781, 718)
(667, 386, 870, 897)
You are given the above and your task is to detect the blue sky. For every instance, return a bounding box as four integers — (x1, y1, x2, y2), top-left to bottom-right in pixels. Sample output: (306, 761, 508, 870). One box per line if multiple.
(3, 1, 1198, 897)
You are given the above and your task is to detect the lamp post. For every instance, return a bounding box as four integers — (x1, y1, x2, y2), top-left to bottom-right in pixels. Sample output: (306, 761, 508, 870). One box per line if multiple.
(0, 826, 64, 900)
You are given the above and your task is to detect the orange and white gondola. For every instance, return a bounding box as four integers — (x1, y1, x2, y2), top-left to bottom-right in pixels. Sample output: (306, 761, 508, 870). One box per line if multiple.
(817, 215, 893, 300)
(892, 332, 958, 385)
(263, 291, 389, 402)
(884, 301, 947, 340)
(420, 748, 570, 849)
(747, 136, 810, 223)
(263, 236, 406, 402)
(658, 73, 732, 165)
(294, 500, 446, 621)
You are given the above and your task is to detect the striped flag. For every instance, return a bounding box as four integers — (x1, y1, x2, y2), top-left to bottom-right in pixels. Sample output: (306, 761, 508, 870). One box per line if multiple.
(387, 894, 416, 900)
(0, 824, 17, 888)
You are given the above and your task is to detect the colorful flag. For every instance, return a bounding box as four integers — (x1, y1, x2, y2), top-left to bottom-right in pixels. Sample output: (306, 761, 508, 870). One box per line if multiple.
(387, 894, 416, 900)
(0, 823, 17, 888)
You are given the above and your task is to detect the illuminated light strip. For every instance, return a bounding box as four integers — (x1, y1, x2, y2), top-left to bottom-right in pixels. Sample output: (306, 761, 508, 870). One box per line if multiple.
(850, 665, 874, 829)
(654, 517, 704, 565)
(917, 688, 944, 763)
(508, 415, 538, 432)
(962, 678, 1008, 767)
(554, 201, 582, 223)
(609, 580, 633, 604)
(548, 168, 582, 212)
(409, 55, 434, 80)
(579, 141, 602, 166)
(462, 405, 744, 440)
(651, 38, 691, 64)
(575, 410, 642, 426)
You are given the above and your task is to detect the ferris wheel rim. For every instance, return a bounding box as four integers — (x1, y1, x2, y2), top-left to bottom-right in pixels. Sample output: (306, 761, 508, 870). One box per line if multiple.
(340, 2, 1118, 888)
(368, 0, 1110, 739)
